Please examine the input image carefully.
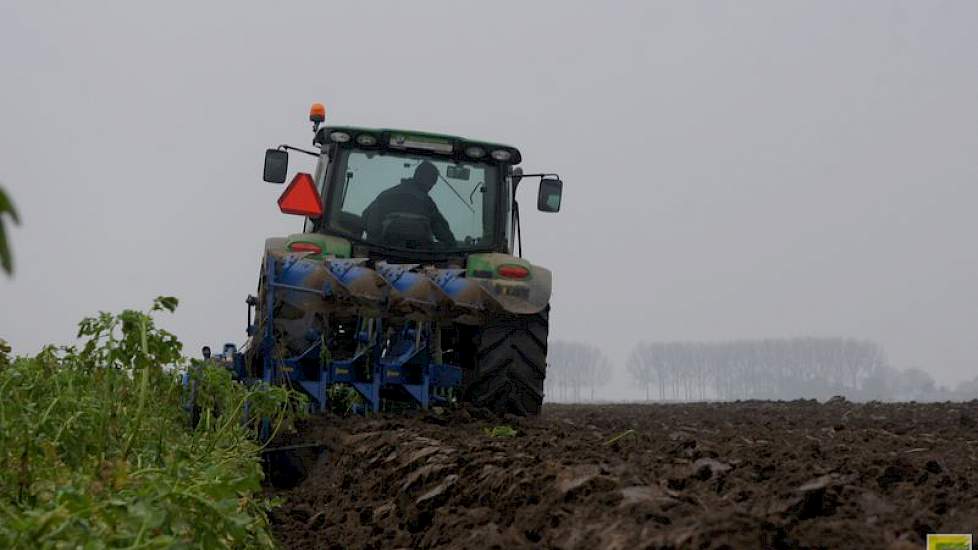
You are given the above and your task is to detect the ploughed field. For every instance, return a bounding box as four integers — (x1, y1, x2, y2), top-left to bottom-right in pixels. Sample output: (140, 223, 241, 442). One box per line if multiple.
(267, 401, 978, 549)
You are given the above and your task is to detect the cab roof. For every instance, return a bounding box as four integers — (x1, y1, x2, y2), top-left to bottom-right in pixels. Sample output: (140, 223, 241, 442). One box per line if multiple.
(314, 125, 522, 165)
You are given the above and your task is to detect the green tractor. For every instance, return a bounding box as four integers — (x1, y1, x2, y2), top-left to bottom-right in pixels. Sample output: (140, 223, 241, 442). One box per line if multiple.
(242, 103, 562, 416)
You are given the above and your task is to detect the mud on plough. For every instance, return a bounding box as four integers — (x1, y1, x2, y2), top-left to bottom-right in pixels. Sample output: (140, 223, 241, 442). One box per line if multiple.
(222, 246, 549, 417)
(250, 251, 487, 414)
(227, 242, 553, 417)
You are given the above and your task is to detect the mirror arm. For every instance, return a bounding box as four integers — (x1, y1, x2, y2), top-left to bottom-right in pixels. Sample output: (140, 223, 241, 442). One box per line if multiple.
(513, 200, 522, 258)
(512, 172, 559, 195)
(277, 144, 320, 158)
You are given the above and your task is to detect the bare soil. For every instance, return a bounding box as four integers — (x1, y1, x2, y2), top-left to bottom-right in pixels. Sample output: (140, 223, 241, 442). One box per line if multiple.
(267, 401, 978, 549)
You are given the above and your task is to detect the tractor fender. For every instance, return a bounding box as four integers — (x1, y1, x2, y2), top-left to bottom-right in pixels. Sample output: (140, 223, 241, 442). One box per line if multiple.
(264, 234, 352, 258)
(465, 253, 552, 315)
(264, 237, 288, 254)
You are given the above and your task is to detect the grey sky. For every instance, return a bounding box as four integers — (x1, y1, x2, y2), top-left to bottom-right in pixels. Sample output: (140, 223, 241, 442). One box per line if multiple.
(2, 1, 976, 398)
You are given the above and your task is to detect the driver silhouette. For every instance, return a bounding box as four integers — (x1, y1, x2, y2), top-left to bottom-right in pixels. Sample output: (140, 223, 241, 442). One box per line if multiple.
(362, 161, 457, 248)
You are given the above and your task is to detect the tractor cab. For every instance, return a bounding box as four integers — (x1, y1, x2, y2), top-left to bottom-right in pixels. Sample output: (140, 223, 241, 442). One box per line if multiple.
(263, 104, 562, 262)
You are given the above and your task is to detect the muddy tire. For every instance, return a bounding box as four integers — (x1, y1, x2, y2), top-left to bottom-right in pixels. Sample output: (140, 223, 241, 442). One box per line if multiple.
(462, 308, 549, 415)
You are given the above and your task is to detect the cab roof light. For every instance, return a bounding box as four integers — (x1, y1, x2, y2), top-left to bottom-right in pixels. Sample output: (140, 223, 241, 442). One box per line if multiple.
(329, 131, 351, 143)
(277, 173, 323, 217)
(490, 149, 512, 162)
(356, 133, 378, 146)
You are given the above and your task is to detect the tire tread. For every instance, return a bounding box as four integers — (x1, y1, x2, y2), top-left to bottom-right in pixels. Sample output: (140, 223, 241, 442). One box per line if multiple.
(463, 309, 549, 415)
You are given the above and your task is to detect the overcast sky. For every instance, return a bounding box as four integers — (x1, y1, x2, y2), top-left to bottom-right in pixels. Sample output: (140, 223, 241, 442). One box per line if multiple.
(2, 1, 976, 398)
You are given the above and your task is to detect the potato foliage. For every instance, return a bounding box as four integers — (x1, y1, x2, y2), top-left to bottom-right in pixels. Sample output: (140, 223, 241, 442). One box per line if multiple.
(0, 297, 306, 548)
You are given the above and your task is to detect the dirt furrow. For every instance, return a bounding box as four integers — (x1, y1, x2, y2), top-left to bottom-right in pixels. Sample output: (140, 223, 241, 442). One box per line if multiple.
(267, 401, 978, 549)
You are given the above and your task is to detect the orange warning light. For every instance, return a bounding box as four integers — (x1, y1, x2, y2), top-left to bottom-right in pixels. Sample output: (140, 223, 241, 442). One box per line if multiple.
(309, 103, 326, 123)
(278, 173, 323, 218)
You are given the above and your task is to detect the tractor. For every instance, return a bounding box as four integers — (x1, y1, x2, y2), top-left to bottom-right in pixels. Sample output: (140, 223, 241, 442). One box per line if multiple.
(236, 103, 562, 416)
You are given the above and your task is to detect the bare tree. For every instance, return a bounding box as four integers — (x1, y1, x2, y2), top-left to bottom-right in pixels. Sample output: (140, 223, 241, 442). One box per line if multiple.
(546, 341, 613, 402)
(626, 344, 655, 401)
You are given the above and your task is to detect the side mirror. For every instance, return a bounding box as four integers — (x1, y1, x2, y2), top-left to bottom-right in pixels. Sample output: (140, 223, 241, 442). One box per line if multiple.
(263, 149, 288, 183)
(537, 178, 563, 213)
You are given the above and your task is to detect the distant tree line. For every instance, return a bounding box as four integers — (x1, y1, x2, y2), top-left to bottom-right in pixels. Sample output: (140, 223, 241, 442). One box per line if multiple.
(859, 365, 978, 402)
(625, 337, 978, 402)
(545, 336, 977, 403)
(545, 341, 612, 402)
(626, 338, 887, 401)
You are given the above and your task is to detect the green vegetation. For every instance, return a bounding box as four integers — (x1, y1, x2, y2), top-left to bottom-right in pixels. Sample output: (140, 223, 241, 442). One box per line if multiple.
(0, 185, 18, 276)
(326, 384, 363, 415)
(604, 429, 636, 446)
(483, 425, 518, 438)
(0, 297, 306, 548)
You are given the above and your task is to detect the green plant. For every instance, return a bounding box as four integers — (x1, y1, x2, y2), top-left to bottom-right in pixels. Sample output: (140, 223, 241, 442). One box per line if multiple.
(0, 297, 306, 548)
(604, 429, 636, 446)
(483, 425, 518, 438)
(327, 384, 363, 415)
(0, 185, 19, 276)
(0, 338, 10, 370)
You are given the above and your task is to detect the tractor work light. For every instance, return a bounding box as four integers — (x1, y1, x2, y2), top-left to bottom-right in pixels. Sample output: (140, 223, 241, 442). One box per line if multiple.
(490, 149, 512, 162)
(497, 264, 530, 280)
(465, 146, 486, 159)
(329, 131, 351, 143)
(356, 133, 378, 146)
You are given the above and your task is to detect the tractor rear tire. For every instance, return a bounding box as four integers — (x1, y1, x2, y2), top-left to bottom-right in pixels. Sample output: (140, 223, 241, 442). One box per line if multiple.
(462, 308, 549, 416)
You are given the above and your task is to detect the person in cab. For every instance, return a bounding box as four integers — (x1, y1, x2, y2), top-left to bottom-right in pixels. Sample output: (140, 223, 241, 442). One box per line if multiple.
(362, 161, 457, 249)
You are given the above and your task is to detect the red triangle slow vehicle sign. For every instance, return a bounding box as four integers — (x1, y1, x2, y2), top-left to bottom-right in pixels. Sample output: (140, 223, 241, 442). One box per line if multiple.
(277, 173, 323, 217)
